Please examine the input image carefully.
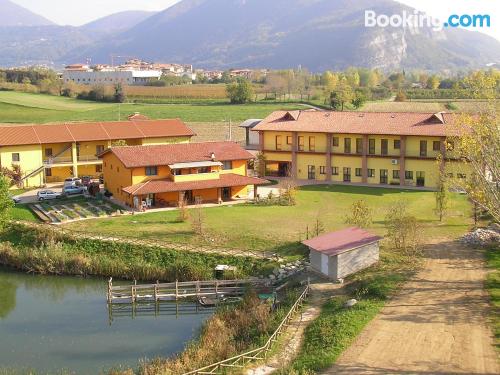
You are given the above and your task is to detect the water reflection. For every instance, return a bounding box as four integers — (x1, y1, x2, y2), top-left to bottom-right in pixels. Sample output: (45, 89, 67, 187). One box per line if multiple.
(0, 268, 211, 374)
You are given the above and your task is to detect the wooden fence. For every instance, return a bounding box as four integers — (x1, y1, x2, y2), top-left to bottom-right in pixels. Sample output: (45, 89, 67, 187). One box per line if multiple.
(107, 278, 270, 304)
(182, 283, 310, 375)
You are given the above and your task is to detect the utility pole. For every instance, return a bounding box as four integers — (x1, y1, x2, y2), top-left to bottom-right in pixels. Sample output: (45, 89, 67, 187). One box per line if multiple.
(118, 103, 121, 121)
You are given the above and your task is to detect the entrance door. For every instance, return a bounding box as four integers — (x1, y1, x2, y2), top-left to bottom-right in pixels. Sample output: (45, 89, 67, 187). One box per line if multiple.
(278, 162, 290, 177)
(321, 254, 329, 275)
(222, 187, 231, 201)
(416, 171, 425, 187)
(307, 165, 316, 180)
(185, 190, 194, 204)
(146, 193, 155, 207)
(380, 169, 388, 184)
(343, 167, 351, 182)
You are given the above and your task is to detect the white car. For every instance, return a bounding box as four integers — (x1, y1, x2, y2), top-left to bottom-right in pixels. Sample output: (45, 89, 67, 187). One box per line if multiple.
(64, 177, 82, 187)
(37, 190, 61, 201)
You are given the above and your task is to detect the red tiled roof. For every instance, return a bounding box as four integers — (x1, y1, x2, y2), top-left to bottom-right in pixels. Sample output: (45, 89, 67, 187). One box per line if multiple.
(0, 120, 195, 146)
(253, 110, 463, 137)
(302, 227, 382, 256)
(123, 173, 268, 195)
(102, 141, 255, 168)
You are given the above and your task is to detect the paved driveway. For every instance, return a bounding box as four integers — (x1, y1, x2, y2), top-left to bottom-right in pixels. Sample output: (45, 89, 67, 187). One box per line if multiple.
(323, 241, 499, 374)
(13, 184, 63, 204)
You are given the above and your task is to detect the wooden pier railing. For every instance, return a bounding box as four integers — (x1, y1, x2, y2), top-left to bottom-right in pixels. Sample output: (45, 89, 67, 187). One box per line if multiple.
(182, 283, 310, 375)
(107, 278, 271, 304)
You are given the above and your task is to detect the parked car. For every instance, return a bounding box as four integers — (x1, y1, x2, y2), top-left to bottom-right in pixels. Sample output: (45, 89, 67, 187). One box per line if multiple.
(62, 185, 86, 196)
(64, 177, 82, 187)
(37, 190, 61, 201)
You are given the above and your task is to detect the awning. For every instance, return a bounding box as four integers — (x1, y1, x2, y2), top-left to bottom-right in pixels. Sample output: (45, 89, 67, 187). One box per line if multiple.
(168, 161, 223, 169)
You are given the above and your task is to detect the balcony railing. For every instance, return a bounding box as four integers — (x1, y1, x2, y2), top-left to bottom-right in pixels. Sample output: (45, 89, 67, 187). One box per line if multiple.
(44, 156, 72, 165)
(77, 155, 101, 162)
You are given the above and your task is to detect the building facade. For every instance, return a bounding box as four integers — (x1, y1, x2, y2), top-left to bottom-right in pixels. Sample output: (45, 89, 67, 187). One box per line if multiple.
(0, 119, 194, 187)
(62, 70, 162, 85)
(99, 142, 268, 209)
(253, 111, 466, 189)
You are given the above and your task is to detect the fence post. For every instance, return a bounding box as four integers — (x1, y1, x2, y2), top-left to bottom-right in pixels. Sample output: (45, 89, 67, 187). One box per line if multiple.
(175, 280, 179, 301)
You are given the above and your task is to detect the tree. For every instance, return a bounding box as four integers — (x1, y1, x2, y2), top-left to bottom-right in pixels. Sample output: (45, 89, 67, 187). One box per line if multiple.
(385, 201, 421, 256)
(0, 174, 14, 229)
(344, 200, 372, 228)
(427, 75, 440, 89)
(321, 71, 339, 91)
(190, 197, 205, 235)
(434, 169, 449, 222)
(330, 80, 354, 111)
(113, 83, 126, 103)
(351, 89, 367, 109)
(265, 72, 287, 100)
(345, 67, 360, 87)
(177, 198, 189, 222)
(278, 177, 297, 206)
(255, 152, 267, 177)
(395, 91, 407, 102)
(1, 165, 22, 188)
(226, 79, 254, 104)
(313, 214, 325, 236)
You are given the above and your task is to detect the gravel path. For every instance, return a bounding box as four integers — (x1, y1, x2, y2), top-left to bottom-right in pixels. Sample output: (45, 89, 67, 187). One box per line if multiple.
(322, 241, 499, 374)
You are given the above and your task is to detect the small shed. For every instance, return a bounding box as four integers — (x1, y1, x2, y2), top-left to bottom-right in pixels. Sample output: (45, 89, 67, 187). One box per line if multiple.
(239, 119, 262, 149)
(303, 227, 382, 280)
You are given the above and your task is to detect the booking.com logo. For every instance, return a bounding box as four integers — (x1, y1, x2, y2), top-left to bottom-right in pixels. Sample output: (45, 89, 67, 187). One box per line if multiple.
(365, 10, 491, 31)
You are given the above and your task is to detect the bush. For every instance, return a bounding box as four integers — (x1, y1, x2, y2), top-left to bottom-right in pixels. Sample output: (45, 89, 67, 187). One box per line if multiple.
(395, 91, 407, 102)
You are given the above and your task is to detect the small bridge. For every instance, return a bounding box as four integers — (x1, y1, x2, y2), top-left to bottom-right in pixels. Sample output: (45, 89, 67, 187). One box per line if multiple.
(107, 278, 271, 304)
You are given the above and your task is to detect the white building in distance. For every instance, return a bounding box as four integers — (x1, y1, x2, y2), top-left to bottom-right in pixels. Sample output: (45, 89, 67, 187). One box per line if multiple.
(63, 68, 162, 86)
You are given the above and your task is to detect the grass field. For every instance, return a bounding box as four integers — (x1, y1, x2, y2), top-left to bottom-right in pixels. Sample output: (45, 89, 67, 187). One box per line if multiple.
(65, 185, 473, 255)
(0, 92, 303, 123)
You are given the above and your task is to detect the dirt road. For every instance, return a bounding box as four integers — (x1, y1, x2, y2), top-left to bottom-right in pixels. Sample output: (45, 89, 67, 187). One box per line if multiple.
(323, 241, 499, 374)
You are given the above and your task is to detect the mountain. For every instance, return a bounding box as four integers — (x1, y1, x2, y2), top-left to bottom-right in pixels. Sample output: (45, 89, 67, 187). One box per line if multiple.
(74, 0, 500, 71)
(0, 0, 54, 26)
(81, 10, 156, 36)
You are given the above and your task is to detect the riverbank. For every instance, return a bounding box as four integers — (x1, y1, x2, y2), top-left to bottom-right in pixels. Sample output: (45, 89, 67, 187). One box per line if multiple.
(0, 223, 275, 282)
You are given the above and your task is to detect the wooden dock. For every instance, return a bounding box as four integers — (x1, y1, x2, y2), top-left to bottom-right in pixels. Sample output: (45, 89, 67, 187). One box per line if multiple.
(107, 278, 271, 304)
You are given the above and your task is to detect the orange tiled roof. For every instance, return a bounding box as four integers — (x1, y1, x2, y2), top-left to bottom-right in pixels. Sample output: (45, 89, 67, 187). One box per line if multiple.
(102, 141, 255, 168)
(253, 110, 463, 137)
(122, 173, 268, 196)
(0, 119, 195, 146)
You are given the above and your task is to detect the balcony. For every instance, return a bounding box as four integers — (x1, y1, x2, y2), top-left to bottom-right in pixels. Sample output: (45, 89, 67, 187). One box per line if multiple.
(173, 172, 220, 183)
(43, 155, 102, 166)
(77, 155, 101, 163)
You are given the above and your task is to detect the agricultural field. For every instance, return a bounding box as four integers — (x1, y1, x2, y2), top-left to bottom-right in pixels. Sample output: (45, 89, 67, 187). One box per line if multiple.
(0, 91, 303, 123)
(65, 185, 473, 255)
(125, 84, 227, 100)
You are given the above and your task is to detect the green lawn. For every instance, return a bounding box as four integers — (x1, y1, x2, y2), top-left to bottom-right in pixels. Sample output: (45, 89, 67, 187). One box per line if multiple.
(0, 92, 302, 123)
(10, 204, 38, 222)
(66, 185, 473, 255)
(486, 246, 500, 350)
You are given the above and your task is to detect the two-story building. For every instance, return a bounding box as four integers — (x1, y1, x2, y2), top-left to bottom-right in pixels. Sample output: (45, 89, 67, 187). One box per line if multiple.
(253, 110, 466, 189)
(99, 141, 268, 208)
(0, 119, 195, 187)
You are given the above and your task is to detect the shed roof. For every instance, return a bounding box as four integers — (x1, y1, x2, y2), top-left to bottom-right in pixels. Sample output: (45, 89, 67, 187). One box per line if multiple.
(239, 119, 262, 128)
(302, 227, 382, 256)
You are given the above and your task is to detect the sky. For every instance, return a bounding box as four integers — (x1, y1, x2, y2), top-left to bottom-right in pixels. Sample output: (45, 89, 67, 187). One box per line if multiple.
(10, 0, 500, 41)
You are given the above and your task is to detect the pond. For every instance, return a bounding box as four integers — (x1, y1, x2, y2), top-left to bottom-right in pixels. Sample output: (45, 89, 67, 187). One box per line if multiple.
(0, 268, 213, 374)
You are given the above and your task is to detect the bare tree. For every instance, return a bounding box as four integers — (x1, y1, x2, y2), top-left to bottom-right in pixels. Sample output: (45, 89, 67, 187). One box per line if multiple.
(177, 198, 189, 222)
(385, 201, 421, 256)
(278, 177, 298, 206)
(190, 197, 205, 235)
(344, 199, 372, 228)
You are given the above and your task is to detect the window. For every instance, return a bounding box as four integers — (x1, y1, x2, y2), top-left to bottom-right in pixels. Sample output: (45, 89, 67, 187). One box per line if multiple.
(394, 140, 401, 149)
(46, 168, 52, 177)
(12, 153, 20, 162)
(355, 168, 362, 177)
(96, 145, 105, 155)
(420, 140, 427, 157)
(380, 169, 388, 184)
(368, 169, 375, 178)
(405, 170, 413, 180)
(286, 136, 292, 145)
(309, 136, 315, 151)
(222, 161, 233, 170)
(96, 165, 102, 173)
(198, 167, 210, 173)
(457, 173, 466, 179)
(332, 137, 339, 147)
(319, 166, 326, 175)
(343, 167, 351, 182)
(393, 170, 400, 179)
(275, 135, 282, 150)
(381, 139, 388, 155)
(433, 141, 441, 151)
(45, 148, 53, 157)
(332, 167, 339, 175)
(369, 139, 375, 154)
(356, 138, 363, 154)
(344, 138, 351, 153)
(145, 166, 158, 176)
(298, 136, 304, 151)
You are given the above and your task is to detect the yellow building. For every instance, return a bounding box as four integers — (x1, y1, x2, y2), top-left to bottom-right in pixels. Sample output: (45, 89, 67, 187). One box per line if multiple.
(253, 110, 465, 189)
(99, 141, 268, 208)
(0, 118, 194, 187)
